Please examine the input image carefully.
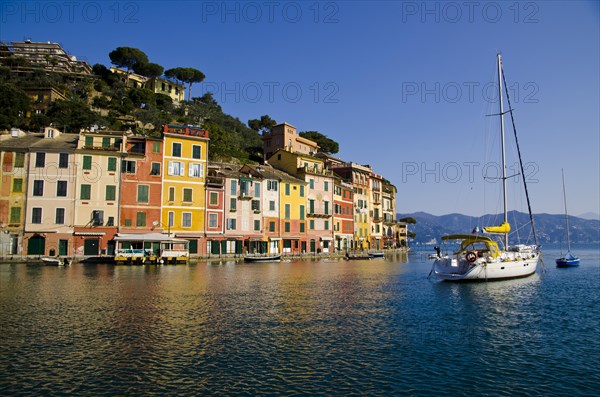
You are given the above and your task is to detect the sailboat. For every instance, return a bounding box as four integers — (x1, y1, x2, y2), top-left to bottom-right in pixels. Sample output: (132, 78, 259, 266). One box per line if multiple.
(556, 169, 580, 267)
(432, 54, 540, 281)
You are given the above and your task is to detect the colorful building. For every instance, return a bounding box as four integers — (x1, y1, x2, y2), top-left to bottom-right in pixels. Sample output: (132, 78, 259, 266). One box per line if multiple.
(369, 172, 383, 250)
(73, 130, 126, 256)
(240, 163, 286, 254)
(2, 120, 406, 260)
(110, 67, 185, 103)
(0, 129, 37, 257)
(331, 162, 372, 250)
(221, 165, 245, 255)
(119, 136, 163, 235)
(382, 183, 398, 248)
(22, 127, 79, 257)
(237, 165, 267, 254)
(333, 180, 354, 251)
(161, 124, 209, 256)
(261, 122, 319, 160)
(267, 149, 335, 253)
(204, 162, 230, 256)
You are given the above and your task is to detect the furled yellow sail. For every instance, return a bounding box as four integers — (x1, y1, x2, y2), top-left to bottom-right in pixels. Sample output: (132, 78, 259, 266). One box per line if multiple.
(483, 222, 511, 234)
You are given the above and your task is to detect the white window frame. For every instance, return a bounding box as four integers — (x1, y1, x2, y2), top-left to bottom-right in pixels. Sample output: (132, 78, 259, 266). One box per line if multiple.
(168, 161, 185, 176)
(208, 213, 218, 228)
(189, 163, 204, 178)
(182, 212, 192, 228)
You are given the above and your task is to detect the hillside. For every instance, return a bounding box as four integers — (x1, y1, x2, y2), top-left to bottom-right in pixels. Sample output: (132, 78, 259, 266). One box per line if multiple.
(398, 211, 600, 244)
(0, 51, 263, 163)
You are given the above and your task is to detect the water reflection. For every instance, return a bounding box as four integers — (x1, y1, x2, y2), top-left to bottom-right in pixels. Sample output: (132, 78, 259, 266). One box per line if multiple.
(1, 250, 599, 396)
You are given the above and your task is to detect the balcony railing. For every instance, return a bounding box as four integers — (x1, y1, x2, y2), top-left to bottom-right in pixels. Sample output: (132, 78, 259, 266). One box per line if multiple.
(83, 145, 120, 151)
(307, 210, 331, 218)
(297, 165, 334, 176)
(206, 176, 224, 187)
(238, 191, 252, 200)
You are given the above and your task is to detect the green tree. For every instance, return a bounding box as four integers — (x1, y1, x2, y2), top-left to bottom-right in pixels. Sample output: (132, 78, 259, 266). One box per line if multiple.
(133, 62, 164, 79)
(0, 81, 30, 129)
(299, 131, 339, 154)
(165, 67, 205, 101)
(46, 99, 99, 132)
(28, 113, 51, 132)
(248, 115, 276, 133)
(128, 88, 156, 108)
(155, 93, 174, 112)
(204, 122, 245, 161)
(108, 47, 149, 74)
(194, 92, 218, 107)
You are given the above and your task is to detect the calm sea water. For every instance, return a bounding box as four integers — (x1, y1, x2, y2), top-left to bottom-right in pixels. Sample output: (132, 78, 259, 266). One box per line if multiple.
(1, 244, 599, 396)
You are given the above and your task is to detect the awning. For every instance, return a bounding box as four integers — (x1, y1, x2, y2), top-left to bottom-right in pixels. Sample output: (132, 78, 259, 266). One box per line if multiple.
(248, 237, 267, 242)
(269, 237, 281, 241)
(283, 237, 301, 240)
(114, 233, 182, 242)
(74, 232, 106, 236)
(175, 233, 203, 238)
(320, 236, 334, 241)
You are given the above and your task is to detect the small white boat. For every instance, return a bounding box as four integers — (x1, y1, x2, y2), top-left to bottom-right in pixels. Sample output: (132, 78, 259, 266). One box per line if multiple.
(42, 257, 71, 266)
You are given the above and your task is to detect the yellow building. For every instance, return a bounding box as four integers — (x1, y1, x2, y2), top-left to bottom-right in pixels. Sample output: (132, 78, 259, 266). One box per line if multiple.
(161, 124, 209, 255)
(278, 172, 308, 254)
(0, 129, 38, 256)
(110, 67, 185, 103)
(268, 149, 335, 253)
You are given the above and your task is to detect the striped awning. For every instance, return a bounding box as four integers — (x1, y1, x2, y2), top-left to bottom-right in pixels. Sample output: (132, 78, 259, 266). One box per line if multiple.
(74, 232, 106, 236)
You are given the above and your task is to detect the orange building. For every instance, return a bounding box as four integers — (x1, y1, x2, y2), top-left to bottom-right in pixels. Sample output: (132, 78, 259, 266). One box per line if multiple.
(119, 136, 163, 234)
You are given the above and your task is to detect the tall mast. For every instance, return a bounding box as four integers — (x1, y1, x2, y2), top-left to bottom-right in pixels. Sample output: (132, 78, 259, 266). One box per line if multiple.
(497, 53, 508, 248)
(562, 168, 571, 252)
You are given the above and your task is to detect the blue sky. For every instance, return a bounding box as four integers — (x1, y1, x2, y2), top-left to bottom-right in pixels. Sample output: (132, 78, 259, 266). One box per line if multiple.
(2, 1, 599, 217)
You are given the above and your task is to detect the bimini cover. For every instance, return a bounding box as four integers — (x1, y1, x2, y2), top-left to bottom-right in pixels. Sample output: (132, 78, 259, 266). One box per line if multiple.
(483, 222, 511, 234)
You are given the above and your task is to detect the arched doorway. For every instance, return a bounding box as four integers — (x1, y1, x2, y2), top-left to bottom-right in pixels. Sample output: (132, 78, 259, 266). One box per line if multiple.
(27, 235, 45, 255)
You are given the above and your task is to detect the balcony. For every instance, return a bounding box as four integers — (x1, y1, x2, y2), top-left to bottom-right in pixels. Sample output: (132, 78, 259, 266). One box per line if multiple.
(206, 176, 224, 188)
(238, 191, 252, 200)
(307, 211, 332, 218)
(297, 165, 334, 176)
(128, 143, 145, 155)
(83, 145, 120, 152)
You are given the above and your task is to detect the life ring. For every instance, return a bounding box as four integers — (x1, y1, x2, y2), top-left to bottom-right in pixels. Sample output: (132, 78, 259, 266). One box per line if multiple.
(466, 251, 478, 263)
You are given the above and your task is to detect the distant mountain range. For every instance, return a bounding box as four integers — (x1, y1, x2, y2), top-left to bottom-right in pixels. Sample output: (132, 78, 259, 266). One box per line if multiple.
(398, 211, 600, 244)
(578, 212, 600, 220)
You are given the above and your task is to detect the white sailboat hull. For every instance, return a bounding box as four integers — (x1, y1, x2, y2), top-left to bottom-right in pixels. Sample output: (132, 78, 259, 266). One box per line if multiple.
(433, 249, 539, 281)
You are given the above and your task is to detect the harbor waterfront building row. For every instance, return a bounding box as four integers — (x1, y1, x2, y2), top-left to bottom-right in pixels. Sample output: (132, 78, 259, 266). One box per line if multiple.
(0, 124, 407, 259)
